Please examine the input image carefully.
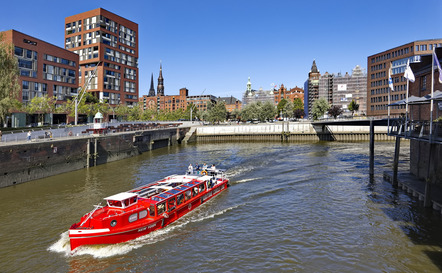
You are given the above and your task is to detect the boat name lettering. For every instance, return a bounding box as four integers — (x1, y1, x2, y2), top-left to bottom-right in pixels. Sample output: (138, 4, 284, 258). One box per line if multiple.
(138, 227, 147, 232)
(148, 223, 156, 229)
(202, 191, 213, 202)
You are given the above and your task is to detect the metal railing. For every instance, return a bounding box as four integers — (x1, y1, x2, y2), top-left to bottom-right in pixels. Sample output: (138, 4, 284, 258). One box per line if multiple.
(389, 119, 442, 142)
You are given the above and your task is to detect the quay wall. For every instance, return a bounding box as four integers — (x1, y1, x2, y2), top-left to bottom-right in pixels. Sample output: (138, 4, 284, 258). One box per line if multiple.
(0, 128, 188, 188)
(196, 123, 393, 142)
(410, 140, 442, 184)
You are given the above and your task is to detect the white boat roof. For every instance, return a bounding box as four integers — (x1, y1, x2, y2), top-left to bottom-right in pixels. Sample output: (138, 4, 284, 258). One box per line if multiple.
(159, 175, 197, 184)
(104, 192, 138, 201)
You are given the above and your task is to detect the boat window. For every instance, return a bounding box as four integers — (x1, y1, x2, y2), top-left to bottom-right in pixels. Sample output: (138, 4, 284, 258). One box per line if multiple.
(157, 202, 166, 215)
(149, 204, 155, 217)
(192, 187, 199, 197)
(177, 194, 184, 205)
(184, 190, 191, 201)
(128, 213, 138, 223)
(167, 198, 176, 212)
(124, 199, 130, 207)
(199, 183, 205, 192)
(108, 200, 122, 208)
(139, 210, 148, 219)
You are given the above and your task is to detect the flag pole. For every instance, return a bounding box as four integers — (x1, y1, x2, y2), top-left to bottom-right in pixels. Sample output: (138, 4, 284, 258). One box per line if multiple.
(430, 48, 435, 142)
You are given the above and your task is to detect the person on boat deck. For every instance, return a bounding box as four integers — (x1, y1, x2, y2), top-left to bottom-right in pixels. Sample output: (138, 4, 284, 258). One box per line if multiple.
(210, 164, 216, 171)
(202, 163, 208, 170)
(188, 164, 193, 174)
(195, 163, 200, 174)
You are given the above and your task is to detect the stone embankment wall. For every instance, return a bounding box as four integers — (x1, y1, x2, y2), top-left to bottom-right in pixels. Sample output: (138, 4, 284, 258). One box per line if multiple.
(0, 128, 188, 188)
(196, 123, 393, 142)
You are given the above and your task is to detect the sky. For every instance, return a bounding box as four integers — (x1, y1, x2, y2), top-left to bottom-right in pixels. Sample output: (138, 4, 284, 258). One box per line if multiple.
(1, 0, 441, 99)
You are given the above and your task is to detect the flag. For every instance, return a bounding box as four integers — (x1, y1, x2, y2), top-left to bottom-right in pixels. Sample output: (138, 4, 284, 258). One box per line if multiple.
(404, 59, 415, 83)
(434, 51, 442, 84)
(388, 63, 394, 91)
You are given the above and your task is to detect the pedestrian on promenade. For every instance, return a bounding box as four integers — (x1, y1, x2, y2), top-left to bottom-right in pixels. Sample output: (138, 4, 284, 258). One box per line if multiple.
(27, 131, 31, 142)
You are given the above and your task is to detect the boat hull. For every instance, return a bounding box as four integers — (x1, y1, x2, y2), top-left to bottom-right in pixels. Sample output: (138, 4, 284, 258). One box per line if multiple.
(69, 181, 228, 250)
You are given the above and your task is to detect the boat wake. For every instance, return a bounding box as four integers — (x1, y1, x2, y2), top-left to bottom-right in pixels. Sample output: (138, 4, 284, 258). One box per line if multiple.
(48, 204, 241, 258)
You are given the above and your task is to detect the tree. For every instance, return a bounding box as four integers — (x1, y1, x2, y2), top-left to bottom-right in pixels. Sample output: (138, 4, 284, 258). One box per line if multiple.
(276, 98, 288, 117)
(0, 34, 21, 126)
(348, 100, 359, 116)
(204, 101, 227, 123)
(25, 95, 57, 125)
(260, 101, 276, 121)
(328, 105, 343, 119)
(292, 97, 304, 119)
(283, 101, 294, 118)
(312, 97, 330, 120)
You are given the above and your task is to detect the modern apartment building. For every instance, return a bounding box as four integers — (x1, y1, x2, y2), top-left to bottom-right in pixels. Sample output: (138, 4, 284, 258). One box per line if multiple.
(367, 39, 442, 117)
(1, 29, 79, 127)
(65, 8, 138, 107)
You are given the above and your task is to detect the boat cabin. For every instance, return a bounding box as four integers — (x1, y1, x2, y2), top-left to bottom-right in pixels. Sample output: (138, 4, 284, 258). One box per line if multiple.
(105, 192, 138, 209)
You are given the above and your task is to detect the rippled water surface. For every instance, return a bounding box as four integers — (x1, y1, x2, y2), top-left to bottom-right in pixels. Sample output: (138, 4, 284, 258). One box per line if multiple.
(1, 141, 442, 272)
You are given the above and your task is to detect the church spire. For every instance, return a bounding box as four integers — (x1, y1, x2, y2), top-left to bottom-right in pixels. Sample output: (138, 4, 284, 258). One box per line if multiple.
(310, 59, 319, 73)
(157, 62, 164, 96)
(148, 73, 156, 96)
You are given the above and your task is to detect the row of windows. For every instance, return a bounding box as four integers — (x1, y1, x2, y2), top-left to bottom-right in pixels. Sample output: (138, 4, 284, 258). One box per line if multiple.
(104, 47, 137, 67)
(370, 104, 405, 111)
(43, 64, 76, 84)
(371, 47, 412, 64)
(44, 54, 76, 67)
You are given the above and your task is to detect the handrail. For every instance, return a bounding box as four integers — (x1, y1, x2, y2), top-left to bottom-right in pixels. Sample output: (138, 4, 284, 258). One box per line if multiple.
(79, 203, 103, 227)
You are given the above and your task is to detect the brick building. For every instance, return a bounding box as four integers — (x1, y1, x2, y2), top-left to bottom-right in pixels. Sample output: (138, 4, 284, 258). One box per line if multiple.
(367, 39, 442, 117)
(274, 84, 304, 105)
(217, 96, 242, 112)
(408, 47, 442, 121)
(65, 8, 138, 107)
(1, 29, 79, 127)
(140, 88, 189, 112)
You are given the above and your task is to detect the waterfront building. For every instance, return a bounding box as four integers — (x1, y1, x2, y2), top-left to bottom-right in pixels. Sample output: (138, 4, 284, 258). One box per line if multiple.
(217, 96, 242, 112)
(367, 39, 442, 117)
(186, 95, 217, 112)
(1, 29, 79, 127)
(332, 65, 367, 115)
(318, 72, 333, 105)
(408, 47, 442, 121)
(274, 84, 304, 105)
(139, 88, 188, 112)
(65, 8, 139, 107)
(242, 77, 277, 106)
(305, 60, 320, 119)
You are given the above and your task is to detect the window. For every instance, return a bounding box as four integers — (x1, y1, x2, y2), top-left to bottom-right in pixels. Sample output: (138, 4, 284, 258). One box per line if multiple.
(128, 213, 138, 223)
(139, 210, 148, 219)
(157, 202, 166, 215)
(177, 194, 184, 205)
(168, 198, 176, 211)
(149, 205, 155, 217)
(421, 76, 427, 91)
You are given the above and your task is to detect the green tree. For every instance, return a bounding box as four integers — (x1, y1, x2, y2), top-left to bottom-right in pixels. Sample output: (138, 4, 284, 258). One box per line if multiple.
(276, 98, 288, 117)
(260, 101, 276, 121)
(312, 97, 330, 120)
(348, 100, 359, 116)
(204, 101, 227, 123)
(240, 102, 260, 121)
(0, 34, 21, 126)
(283, 101, 294, 118)
(293, 98, 303, 111)
(25, 95, 57, 125)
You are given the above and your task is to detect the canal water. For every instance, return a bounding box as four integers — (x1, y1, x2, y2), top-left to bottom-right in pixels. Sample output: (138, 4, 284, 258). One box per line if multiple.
(1, 141, 442, 272)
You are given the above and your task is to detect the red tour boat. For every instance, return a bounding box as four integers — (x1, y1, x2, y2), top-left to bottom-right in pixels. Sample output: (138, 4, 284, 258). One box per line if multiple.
(69, 167, 229, 251)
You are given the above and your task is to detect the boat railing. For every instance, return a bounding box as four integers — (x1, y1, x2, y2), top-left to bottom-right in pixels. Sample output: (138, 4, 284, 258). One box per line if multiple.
(80, 204, 103, 227)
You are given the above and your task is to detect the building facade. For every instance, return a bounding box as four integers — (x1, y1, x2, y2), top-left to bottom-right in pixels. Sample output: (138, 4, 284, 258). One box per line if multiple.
(332, 65, 367, 115)
(318, 72, 333, 105)
(306, 60, 320, 119)
(65, 8, 138, 107)
(274, 84, 304, 105)
(140, 88, 188, 112)
(217, 96, 242, 112)
(367, 39, 442, 117)
(1, 29, 79, 127)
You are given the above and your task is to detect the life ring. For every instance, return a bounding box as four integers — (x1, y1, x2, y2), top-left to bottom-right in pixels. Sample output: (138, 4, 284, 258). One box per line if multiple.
(201, 170, 208, 176)
(163, 213, 169, 218)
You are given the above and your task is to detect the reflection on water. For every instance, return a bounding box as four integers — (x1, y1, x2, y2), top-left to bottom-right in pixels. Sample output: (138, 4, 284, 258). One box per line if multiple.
(1, 141, 442, 273)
